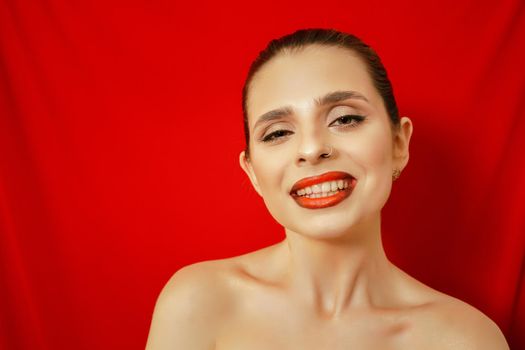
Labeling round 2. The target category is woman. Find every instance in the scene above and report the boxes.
[145,28,509,349]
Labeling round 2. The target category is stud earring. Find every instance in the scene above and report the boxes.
[392,168,401,181]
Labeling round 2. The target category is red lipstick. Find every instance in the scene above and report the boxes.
[290,171,357,209]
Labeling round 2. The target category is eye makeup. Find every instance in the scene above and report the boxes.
[259,113,367,144]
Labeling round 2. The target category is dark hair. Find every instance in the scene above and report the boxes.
[241,28,401,161]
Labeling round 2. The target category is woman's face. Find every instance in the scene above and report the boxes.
[240,45,412,240]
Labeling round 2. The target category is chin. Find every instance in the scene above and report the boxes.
[270,194,384,239]
[285,213,369,241]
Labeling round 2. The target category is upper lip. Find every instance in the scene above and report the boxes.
[290,171,355,194]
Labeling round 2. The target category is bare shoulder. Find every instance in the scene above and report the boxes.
[391,265,509,349]
[419,293,510,350]
[145,259,236,350]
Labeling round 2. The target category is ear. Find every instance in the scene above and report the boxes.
[392,116,413,171]
[239,150,262,197]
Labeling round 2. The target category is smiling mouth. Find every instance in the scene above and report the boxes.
[289,171,357,209]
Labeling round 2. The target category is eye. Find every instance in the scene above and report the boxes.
[330,114,366,128]
[261,129,293,143]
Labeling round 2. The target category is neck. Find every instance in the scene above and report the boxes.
[278,213,396,319]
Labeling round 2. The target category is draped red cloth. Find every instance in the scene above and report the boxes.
[1,1,524,348]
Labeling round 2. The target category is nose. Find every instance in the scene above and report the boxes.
[296,128,333,166]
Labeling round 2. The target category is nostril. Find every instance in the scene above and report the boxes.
[322,144,334,158]
[297,144,333,162]
[318,148,333,159]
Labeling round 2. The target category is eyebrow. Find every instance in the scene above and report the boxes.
[252,90,369,132]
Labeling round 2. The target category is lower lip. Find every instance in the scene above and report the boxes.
[291,179,356,209]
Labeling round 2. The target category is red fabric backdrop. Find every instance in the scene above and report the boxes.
[1,0,524,349]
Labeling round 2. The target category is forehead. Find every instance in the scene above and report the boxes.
[247,45,381,123]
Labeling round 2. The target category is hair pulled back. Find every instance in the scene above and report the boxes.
[242,28,400,161]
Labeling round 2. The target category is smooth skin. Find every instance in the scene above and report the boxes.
[145,45,510,349]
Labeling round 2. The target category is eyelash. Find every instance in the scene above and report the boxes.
[260,114,366,143]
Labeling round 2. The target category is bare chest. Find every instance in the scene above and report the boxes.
[214,307,429,350]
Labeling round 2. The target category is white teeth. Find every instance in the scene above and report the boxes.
[304,190,339,198]
[295,179,351,197]
[321,182,331,192]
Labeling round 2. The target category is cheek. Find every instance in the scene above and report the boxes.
[350,127,394,212]
[250,149,292,226]
[251,149,287,194]
[351,126,393,172]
